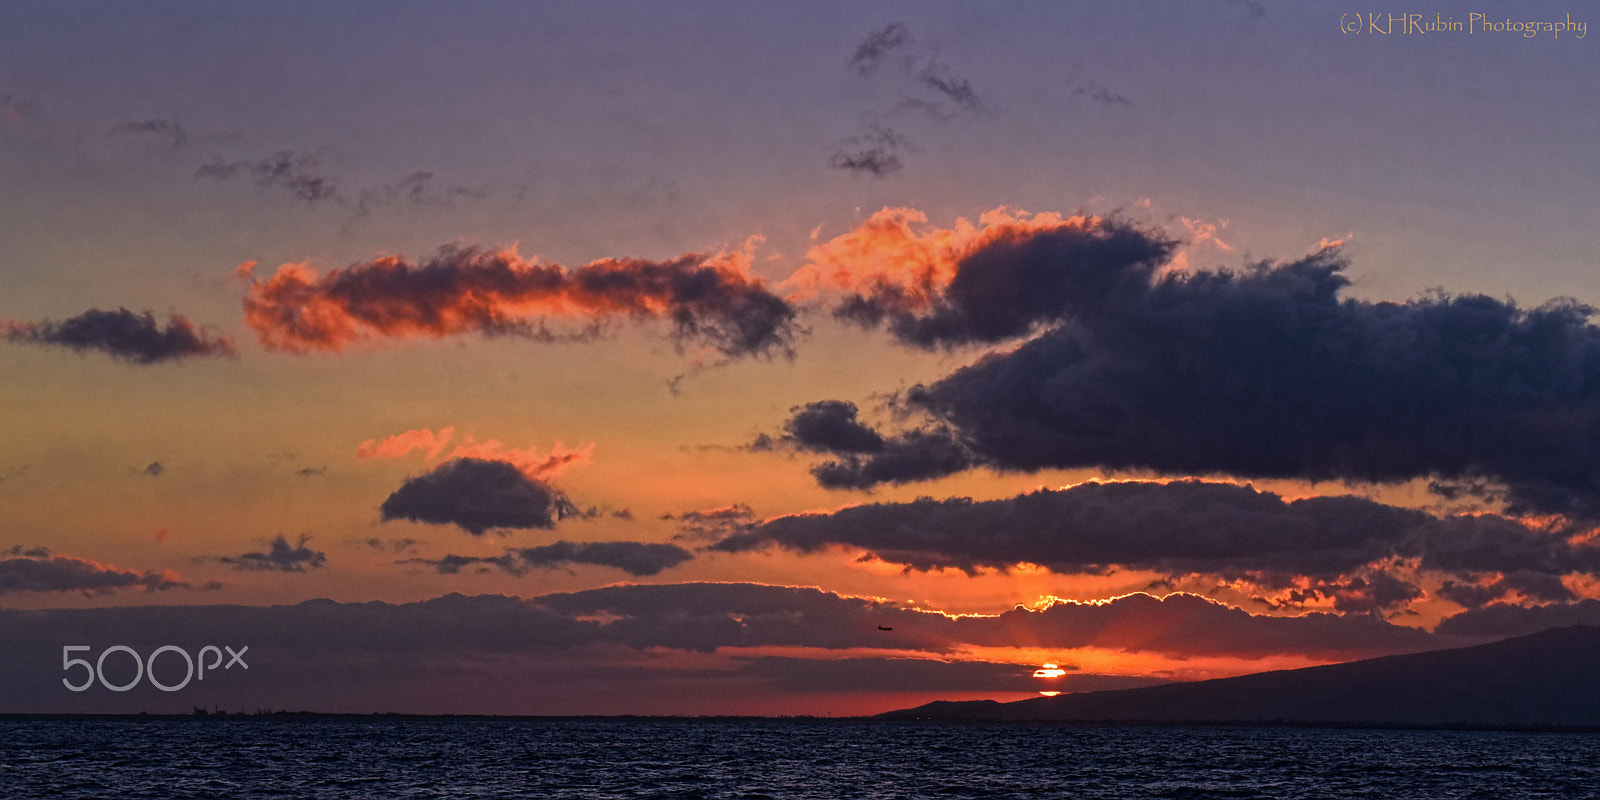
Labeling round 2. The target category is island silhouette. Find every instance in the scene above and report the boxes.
[880,625,1600,728]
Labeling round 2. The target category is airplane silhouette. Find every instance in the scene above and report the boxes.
[877,625,893,631]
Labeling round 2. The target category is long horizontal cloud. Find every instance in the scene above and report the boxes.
[712,481,1600,613]
[0,553,185,595]
[0,583,1472,714]
[785,218,1600,515]
[3,307,236,364]
[380,457,578,535]
[406,540,693,577]
[241,243,798,358]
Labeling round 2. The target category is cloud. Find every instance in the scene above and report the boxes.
[358,427,457,460]
[197,150,337,202]
[0,583,1471,714]
[198,152,486,228]
[713,480,1600,616]
[780,400,887,454]
[0,553,184,595]
[443,440,592,481]
[667,504,758,543]
[828,124,909,178]
[1072,80,1130,107]
[409,541,693,577]
[714,481,1426,576]
[916,60,985,115]
[809,427,974,490]
[351,171,485,217]
[107,118,188,148]
[216,535,327,572]
[515,541,693,576]
[3,307,237,364]
[788,207,1176,348]
[783,218,1600,516]
[380,458,578,535]
[847,23,913,76]
[828,148,901,177]
[240,243,799,358]
[1436,599,1600,638]
[352,537,420,554]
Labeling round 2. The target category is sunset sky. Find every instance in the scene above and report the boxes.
[4,1,1600,716]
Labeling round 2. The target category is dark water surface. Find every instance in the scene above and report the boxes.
[2,718,1597,799]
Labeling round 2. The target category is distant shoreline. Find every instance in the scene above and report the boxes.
[3,712,1599,734]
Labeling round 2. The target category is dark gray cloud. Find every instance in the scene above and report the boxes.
[3,307,237,364]
[769,400,973,489]
[380,458,578,535]
[1269,571,1425,616]
[1436,599,1600,638]
[782,400,886,453]
[833,218,1177,349]
[216,535,327,572]
[0,554,184,595]
[712,481,1600,615]
[916,60,984,115]
[198,151,487,227]
[847,23,912,76]
[828,148,902,177]
[1073,80,1130,107]
[107,118,188,148]
[667,504,758,543]
[409,541,693,577]
[714,481,1428,577]
[516,541,692,576]
[829,124,909,178]
[810,427,974,490]
[791,239,1600,517]
[197,149,337,202]
[353,537,419,554]
[0,583,1470,714]
[402,552,519,575]
[1436,570,1576,609]
[349,171,485,218]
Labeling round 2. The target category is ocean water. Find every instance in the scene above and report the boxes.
[1,718,1597,799]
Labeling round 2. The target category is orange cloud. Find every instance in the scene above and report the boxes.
[355,426,591,481]
[241,243,798,357]
[785,206,1106,307]
[357,427,456,460]
[444,439,593,480]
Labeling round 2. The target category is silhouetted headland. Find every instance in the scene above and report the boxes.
[879,625,1600,729]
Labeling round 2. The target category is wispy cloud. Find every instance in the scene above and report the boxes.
[214,535,327,572]
[107,118,189,148]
